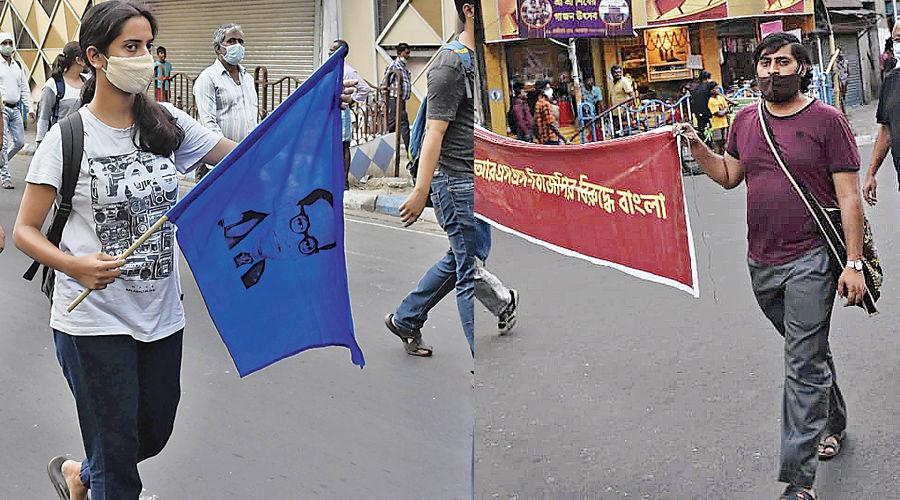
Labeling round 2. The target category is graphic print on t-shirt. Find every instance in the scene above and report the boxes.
[89,150,178,289]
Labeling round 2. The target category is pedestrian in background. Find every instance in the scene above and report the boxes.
[690,70,714,138]
[707,85,730,154]
[509,84,533,142]
[880,38,895,78]
[193,22,259,180]
[381,42,412,155]
[14,2,237,498]
[609,65,634,107]
[863,18,900,205]
[835,53,848,114]
[0,31,35,189]
[534,84,565,144]
[154,46,171,102]
[36,41,86,144]
[330,39,371,190]
[582,76,603,114]
[677,32,864,500]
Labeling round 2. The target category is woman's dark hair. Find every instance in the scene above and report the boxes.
[753,32,813,93]
[886,39,893,53]
[455,0,470,23]
[49,41,82,81]
[80,0,184,157]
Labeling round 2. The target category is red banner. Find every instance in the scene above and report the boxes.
[475,126,698,297]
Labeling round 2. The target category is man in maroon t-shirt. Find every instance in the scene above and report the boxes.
[675,33,867,500]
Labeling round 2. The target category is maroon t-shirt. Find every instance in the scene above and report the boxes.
[725,99,860,266]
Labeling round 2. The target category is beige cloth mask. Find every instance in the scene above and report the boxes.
[102,53,155,94]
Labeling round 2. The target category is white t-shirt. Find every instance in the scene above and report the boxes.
[26,103,222,341]
[45,77,82,117]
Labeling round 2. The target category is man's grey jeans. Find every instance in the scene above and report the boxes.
[748,245,847,488]
[1,105,25,181]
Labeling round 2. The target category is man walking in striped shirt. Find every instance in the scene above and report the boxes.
[381,43,412,155]
[193,22,259,179]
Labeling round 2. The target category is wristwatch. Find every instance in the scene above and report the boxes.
[846,259,864,271]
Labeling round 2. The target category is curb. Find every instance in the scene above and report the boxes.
[344,191,437,224]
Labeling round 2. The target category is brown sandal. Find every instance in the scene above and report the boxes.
[817,431,845,461]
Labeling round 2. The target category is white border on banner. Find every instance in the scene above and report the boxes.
[475,125,700,298]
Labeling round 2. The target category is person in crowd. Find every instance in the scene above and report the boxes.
[0,32,35,189]
[582,76,603,114]
[863,21,900,205]
[154,46,171,102]
[36,41,86,144]
[534,84,566,145]
[609,65,634,107]
[707,85,730,154]
[690,70,715,137]
[835,53,848,114]
[13,3,358,499]
[880,38,896,78]
[381,42,412,156]
[330,39,371,190]
[676,32,864,500]
[193,22,259,180]
[509,85,534,142]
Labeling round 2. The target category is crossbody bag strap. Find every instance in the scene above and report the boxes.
[22,112,83,281]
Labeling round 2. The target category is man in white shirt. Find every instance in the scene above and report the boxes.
[329,39,371,189]
[0,32,34,189]
[193,23,259,179]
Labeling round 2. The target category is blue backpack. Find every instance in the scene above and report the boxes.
[407,40,473,171]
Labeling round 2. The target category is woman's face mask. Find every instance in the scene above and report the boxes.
[102,53,154,94]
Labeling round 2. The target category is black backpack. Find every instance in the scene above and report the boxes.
[23,112,84,301]
[51,74,87,125]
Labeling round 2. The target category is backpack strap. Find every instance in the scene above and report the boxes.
[52,76,65,124]
[442,40,473,99]
[23,112,84,281]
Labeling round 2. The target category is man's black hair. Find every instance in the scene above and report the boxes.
[455,0,471,23]
[157,46,166,54]
[332,39,349,56]
[754,32,813,92]
[396,43,410,56]
[610,64,622,74]
[699,70,710,80]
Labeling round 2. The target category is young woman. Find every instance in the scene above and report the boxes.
[36,41,87,143]
[14,2,355,499]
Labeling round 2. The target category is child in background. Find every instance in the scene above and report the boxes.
[154,46,171,102]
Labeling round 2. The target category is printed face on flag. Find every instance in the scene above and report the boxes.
[167,46,364,376]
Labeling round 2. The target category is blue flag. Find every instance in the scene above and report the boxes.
[167,46,364,376]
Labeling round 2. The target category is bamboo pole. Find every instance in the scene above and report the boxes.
[67,215,170,313]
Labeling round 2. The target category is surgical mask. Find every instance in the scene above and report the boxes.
[399,56,407,63]
[222,43,244,65]
[893,41,900,57]
[757,72,802,103]
[102,53,154,94]
[0,45,14,56]
[543,88,553,98]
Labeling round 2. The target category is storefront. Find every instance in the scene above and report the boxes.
[483,0,815,136]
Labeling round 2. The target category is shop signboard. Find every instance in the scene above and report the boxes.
[646,0,727,25]
[509,0,634,38]
[763,0,805,14]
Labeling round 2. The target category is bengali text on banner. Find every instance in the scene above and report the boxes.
[475,126,698,297]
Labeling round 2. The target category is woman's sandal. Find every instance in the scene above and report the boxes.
[780,485,816,500]
[817,430,845,461]
[384,314,433,357]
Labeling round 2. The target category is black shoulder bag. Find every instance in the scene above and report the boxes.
[23,112,84,301]
[757,102,882,316]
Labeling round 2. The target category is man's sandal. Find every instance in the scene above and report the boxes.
[818,431,845,461]
[384,314,432,357]
[780,485,816,500]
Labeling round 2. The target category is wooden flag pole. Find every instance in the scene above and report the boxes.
[67,215,170,313]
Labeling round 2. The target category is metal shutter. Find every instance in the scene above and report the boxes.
[144,0,319,81]
[836,34,862,107]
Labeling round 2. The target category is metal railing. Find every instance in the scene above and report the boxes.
[570,94,692,143]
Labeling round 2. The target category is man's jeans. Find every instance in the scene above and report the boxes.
[475,217,511,316]
[54,329,183,500]
[748,245,847,488]
[394,173,475,354]
[1,105,25,181]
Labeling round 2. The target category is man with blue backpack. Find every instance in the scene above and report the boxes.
[385,0,518,358]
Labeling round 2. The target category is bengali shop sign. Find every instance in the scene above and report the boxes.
[516,0,633,38]
[475,126,698,297]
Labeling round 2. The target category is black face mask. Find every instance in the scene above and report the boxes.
[757,72,802,103]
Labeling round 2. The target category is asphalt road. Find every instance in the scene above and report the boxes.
[474,142,900,500]
[0,154,473,500]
